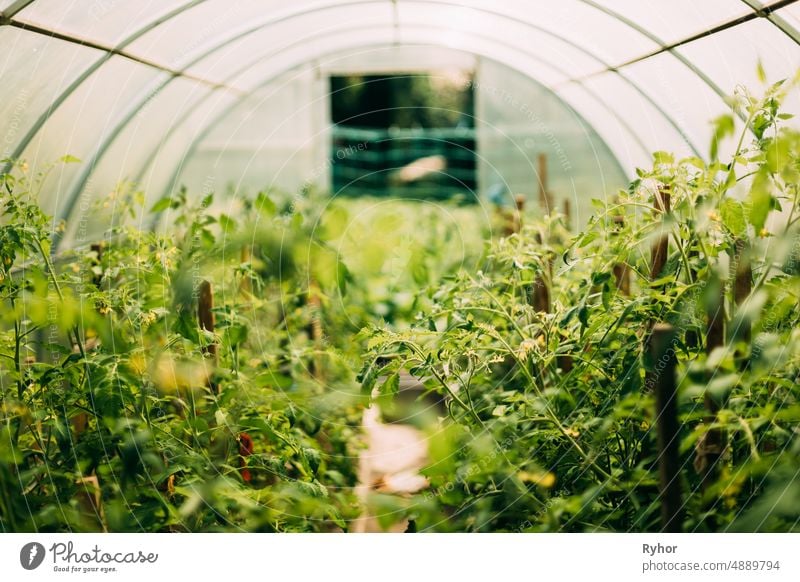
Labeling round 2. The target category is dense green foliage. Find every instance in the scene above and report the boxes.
[1,80,799,533]
[362,80,800,532]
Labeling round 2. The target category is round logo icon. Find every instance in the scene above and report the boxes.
[20,542,46,570]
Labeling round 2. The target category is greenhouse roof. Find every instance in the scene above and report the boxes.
[2,0,799,241]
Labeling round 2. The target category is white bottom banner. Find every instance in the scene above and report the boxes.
[1,533,797,581]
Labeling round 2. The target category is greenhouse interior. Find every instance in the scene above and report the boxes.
[1,0,799,534]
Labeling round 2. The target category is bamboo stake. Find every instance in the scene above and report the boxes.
[696,284,725,496]
[538,153,553,214]
[651,186,671,280]
[732,238,752,344]
[650,323,683,532]
[75,475,107,532]
[612,215,630,295]
[307,279,324,380]
[503,195,526,236]
[198,280,219,392]
[240,244,253,295]
[644,187,671,393]
[531,233,551,313]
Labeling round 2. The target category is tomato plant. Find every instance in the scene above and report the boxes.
[361,80,800,532]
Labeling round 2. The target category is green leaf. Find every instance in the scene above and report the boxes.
[150,197,172,213]
[719,198,746,236]
[709,114,734,160]
[747,170,772,232]
[59,154,81,164]
[756,60,767,84]
[652,151,674,165]
[255,192,276,217]
[218,213,237,234]
[320,205,349,240]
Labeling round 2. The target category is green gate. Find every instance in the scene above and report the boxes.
[330,126,477,202]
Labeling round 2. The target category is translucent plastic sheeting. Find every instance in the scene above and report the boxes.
[677,17,800,117]
[474,58,627,225]
[0,26,99,160]
[58,79,218,247]
[173,24,664,198]
[395,3,600,81]
[436,0,659,66]
[13,0,190,47]
[139,89,239,208]
[622,52,732,160]
[319,45,476,75]
[1,0,799,237]
[577,72,696,160]
[173,68,321,204]
[124,0,341,69]
[777,3,800,32]
[186,3,394,85]
[554,82,653,173]
[0,0,28,14]
[596,0,750,45]
[17,57,165,225]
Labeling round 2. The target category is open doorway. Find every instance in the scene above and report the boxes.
[329,72,477,201]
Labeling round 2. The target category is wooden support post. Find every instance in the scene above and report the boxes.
[240,244,253,295]
[75,475,106,532]
[503,195,525,236]
[90,242,104,288]
[537,153,553,214]
[649,323,683,532]
[307,280,324,380]
[732,238,752,345]
[644,188,671,393]
[528,233,571,371]
[612,215,630,295]
[562,198,571,228]
[696,285,725,495]
[198,280,218,392]
[650,186,671,280]
[531,233,551,314]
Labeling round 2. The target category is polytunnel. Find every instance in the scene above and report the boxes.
[1,0,800,245]
[2,0,800,541]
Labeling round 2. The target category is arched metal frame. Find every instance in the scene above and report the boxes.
[1,0,798,247]
[132,23,655,204]
[51,0,724,231]
[147,38,637,233]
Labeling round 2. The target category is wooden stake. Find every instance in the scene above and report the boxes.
[537,153,553,214]
[90,242,104,288]
[612,215,630,295]
[307,280,324,380]
[562,198,571,228]
[75,475,106,532]
[531,233,551,313]
[732,238,752,345]
[696,285,725,495]
[240,244,253,295]
[649,324,683,532]
[198,280,218,392]
[650,186,671,280]
[503,195,526,236]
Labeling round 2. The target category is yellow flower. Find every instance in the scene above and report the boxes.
[152,354,208,394]
[518,338,537,361]
[518,470,556,488]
